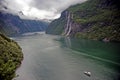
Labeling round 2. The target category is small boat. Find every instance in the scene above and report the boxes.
[84,71,91,77]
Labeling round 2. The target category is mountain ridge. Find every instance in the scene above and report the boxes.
[0,12,48,36]
[46,0,120,42]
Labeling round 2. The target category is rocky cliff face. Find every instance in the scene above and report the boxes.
[63,11,83,37]
[46,0,120,42]
[0,12,48,36]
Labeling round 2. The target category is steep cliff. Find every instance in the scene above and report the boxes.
[46,11,66,35]
[0,12,48,36]
[0,33,23,80]
[46,0,120,42]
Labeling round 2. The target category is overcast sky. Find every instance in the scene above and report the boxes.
[0,0,87,20]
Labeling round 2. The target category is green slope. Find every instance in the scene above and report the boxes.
[0,33,23,80]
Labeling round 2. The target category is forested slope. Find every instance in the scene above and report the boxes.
[0,33,23,80]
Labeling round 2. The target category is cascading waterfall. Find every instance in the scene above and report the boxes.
[66,22,72,36]
[64,12,71,36]
[64,11,73,36]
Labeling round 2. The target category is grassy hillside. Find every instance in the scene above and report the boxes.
[0,33,23,80]
[46,0,120,42]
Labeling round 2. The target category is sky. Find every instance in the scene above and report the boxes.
[0,0,87,20]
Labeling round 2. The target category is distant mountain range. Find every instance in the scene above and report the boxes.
[46,0,120,42]
[0,12,48,36]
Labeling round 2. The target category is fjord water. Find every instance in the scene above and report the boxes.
[14,33,120,80]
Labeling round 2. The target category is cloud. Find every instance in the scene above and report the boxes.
[0,0,87,20]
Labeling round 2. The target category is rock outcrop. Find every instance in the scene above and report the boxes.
[63,11,81,36]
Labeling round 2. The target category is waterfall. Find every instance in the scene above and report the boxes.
[64,12,72,36]
[64,12,71,35]
[66,22,72,36]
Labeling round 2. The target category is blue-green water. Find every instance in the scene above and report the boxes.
[14,33,120,80]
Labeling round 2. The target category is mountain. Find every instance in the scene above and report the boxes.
[46,0,120,42]
[0,12,48,36]
[0,33,23,80]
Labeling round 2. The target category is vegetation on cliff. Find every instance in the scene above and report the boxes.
[0,33,23,80]
[46,0,120,42]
